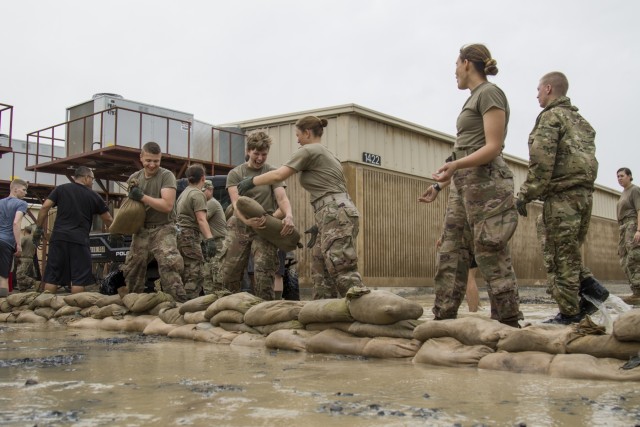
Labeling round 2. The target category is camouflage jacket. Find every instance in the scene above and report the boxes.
[519,96,598,202]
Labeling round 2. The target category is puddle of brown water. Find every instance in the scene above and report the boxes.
[1,287,639,426]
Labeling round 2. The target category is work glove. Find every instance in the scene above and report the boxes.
[203,238,217,258]
[109,234,125,248]
[32,226,44,246]
[237,177,255,195]
[304,224,319,248]
[128,186,144,201]
[515,198,528,217]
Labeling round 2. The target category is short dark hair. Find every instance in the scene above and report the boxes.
[142,141,162,155]
[74,166,93,178]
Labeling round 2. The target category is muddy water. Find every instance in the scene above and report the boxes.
[1,287,640,426]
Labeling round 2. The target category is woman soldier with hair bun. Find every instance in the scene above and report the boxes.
[616,167,640,304]
[237,116,365,299]
[419,43,522,327]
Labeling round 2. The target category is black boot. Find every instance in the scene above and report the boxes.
[579,277,610,315]
[543,312,584,325]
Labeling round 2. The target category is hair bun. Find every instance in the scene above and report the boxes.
[320,118,328,127]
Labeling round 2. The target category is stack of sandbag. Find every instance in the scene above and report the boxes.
[1,292,46,323]
[301,289,424,358]
[205,292,263,333]
[235,196,302,251]
[412,317,509,367]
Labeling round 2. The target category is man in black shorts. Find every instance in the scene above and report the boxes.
[34,166,113,294]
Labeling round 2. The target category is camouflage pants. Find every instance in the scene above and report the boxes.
[538,212,594,297]
[202,237,225,294]
[219,216,278,300]
[543,188,593,316]
[16,257,39,291]
[618,218,640,295]
[433,158,522,324]
[177,227,204,300]
[122,224,186,302]
[311,200,363,299]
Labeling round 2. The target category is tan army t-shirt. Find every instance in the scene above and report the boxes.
[617,184,640,222]
[206,197,227,239]
[176,186,207,231]
[226,163,284,214]
[285,143,348,203]
[128,167,177,226]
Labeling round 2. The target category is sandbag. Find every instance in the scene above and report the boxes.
[496,324,573,354]
[7,292,39,307]
[235,196,302,251]
[254,320,304,335]
[168,324,198,340]
[123,292,174,313]
[244,300,305,326]
[92,304,129,319]
[54,305,82,318]
[265,329,318,352]
[219,322,261,334]
[0,312,17,322]
[193,327,240,344]
[305,322,353,333]
[100,315,155,332]
[206,292,263,317]
[0,299,11,313]
[179,294,219,314]
[412,337,494,367]
[80,306,100,317]
[109,197,145,235]
[297,298,353,324]
[183,311,208,324]
[231,332,267,348]
[148,301,176,316]
[29,292,56,309]
[67,317,104,329]
[64,292,104,308]
[362,337,422,359]
[565,334,640,360]
[347,290,423,325]
[413,317,510,349]
[349,320,422,339]
[306,329,371,356]
[16,310,47,323]
[143,318,178,336]
[158,307,185,325]
[549,354,640,381]
[478,351,555,375]
[612,309,640,342]
[210,310,244,325]
[33,307,56,320]
[49,296,68,311]
[95,294,124,308]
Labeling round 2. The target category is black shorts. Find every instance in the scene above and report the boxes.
[0,240,15,278]
[43,240,94,286]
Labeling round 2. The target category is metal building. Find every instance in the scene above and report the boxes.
[225,103,624,289]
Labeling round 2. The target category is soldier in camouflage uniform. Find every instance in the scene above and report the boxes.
[175,164,217,300]
[202,180,227,294]
[420,44,522,327]
[16,227,40,291]
[237,116,365,299]
[516,71,608,324]
[121,142,187,302]
[220,131,295,301]
[615,167,640,304]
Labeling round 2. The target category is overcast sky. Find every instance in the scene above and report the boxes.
[2,0,637,190]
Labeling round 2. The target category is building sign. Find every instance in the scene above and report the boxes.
[362,152,381,166]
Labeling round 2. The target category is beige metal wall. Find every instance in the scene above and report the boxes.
[233,104,624,290]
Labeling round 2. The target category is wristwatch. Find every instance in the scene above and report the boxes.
[432,183,441,192]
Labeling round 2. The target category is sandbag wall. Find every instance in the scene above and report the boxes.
[2,290,640,382]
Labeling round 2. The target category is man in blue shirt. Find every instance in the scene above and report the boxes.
[0,179,29,296]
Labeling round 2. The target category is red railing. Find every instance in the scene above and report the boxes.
[0,103,14,149]
[25,106,246,177]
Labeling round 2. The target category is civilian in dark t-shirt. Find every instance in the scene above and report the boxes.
[35,166,113,294]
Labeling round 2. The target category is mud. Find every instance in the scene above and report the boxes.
[1,284,640,426]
